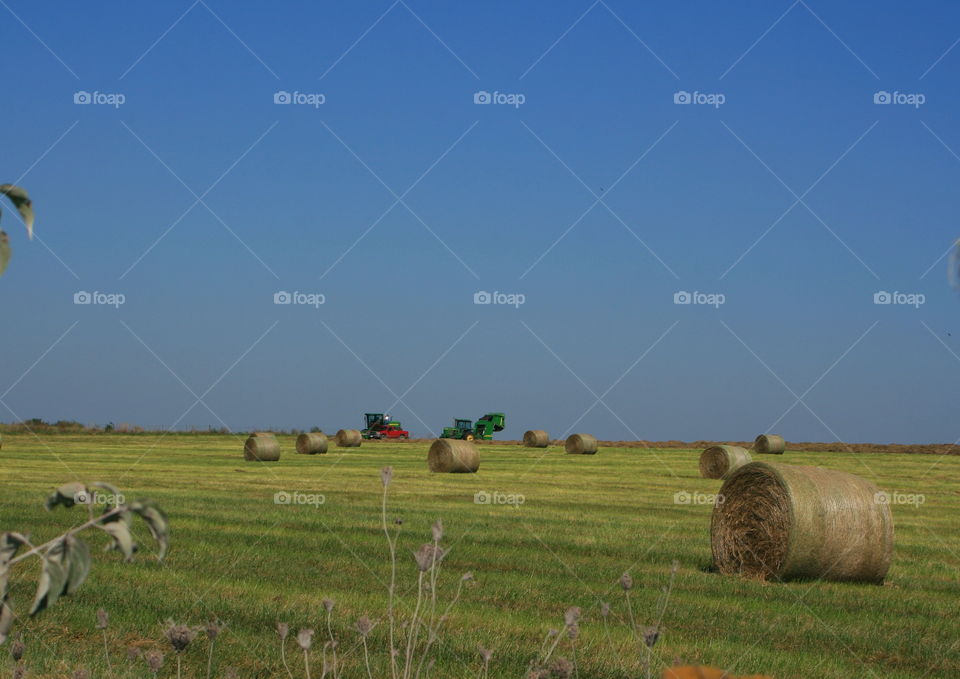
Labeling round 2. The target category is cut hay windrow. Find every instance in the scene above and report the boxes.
[565,433,598,455]
[699,445,752,479]
[428,439,479,473]
[296,432,328,455]
[335,429,362,447]
[243,432,280,461]
[754,434,786,454]
[711,461,894,583]
[523,429,549,448]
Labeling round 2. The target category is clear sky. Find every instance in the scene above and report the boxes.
[2,0,960,443]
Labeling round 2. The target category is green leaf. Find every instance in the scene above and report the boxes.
[0,533,22,644]
[101,520,135,562]
[45,482,89,511]
[131,501,169,561]
[0,184,34,239]
[62,535,91,595]
[29,544,68,616]
[0,231,9,277]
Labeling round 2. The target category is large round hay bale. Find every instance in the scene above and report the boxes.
[244,432,280,461]
[711,462,894,583]
[296,432,328,455]
[565,433,598,455]
[754,434,786,454]
[335,429,362,447]
[428,439,479,473]
[699,445,752,479]
[523,429,549,448]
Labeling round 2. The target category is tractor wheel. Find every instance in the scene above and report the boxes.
[464,433,475,441]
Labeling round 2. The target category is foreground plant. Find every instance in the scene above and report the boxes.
[0,482,169,644]
[0,184,34,277]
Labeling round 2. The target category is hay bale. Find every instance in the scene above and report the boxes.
[711,462,894,583]
[296,432,328,455]
[754,434,786,454]
[335,429,362,447]
[428,439,479,473]
[699,445,752,479]
[523,429,549,448]
[244,432,280,461]
[565,433,598,455]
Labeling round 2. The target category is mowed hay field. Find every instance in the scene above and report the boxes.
[0,434,958,678]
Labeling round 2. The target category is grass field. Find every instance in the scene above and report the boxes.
[1,434,958,678]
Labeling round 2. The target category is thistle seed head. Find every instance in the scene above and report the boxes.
[145,650,164,674]
[600,601,611,618]
[95,608,109,630]
[296,628,314,651]
[564,607,581,626]
[277,622,289,640]
[381,466,393,487]
[431,519,443,542]
[414,543,446,571]
[478,645,493,664]
[10,636,24,662]
[619,572,633,591]
[322,598,335,613]
[163,621,197,653]
[643,626,660,649]
[356,616,373,638]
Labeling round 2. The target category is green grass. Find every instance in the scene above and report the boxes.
[0,434,958,678]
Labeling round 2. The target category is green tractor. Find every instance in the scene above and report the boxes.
[440,412,505,441]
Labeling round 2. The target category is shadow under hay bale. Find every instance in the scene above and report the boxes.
[523,429,550,448]
[753,433,786,454]
[296,432,328,455]
[711,461,894,583]
[565,433,598,455]
[244,432,280,461]
[335,429,362,447]
[428,439,479,473]
[699,445,752,479]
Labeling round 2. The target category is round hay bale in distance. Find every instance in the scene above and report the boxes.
[699,445,752,479]
[565,433,598,455]
[428,439,479,473]
[244,432,280,461]
[523,429,550,448]
[296,432,328,455]
[335,429,362,447]
[754,434,786,454]
[711,461,894,583]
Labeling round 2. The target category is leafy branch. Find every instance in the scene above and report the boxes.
[0,482,169,644]
[0,184,34,277]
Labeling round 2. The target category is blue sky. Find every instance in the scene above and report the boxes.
[2,0,960,443]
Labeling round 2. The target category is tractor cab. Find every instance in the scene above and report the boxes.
[441,418,475,440]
